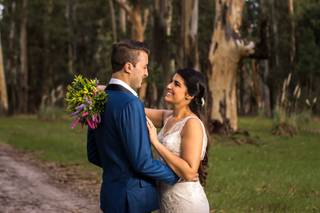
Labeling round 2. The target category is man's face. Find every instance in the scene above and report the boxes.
[130,51,149,90]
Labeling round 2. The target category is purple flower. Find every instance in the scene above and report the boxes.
[76,104,86,111]
[85,97,93,105]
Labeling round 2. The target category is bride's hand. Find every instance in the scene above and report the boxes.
[146,116,158,144]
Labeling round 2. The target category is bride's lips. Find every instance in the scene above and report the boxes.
[165,91,173,97]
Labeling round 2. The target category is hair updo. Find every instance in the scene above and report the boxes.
[176,68,209,186]
[176,68,206,117]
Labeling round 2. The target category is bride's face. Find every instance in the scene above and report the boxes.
[164,74,191,105]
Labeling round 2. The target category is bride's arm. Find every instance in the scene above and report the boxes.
[145,108,172,128]
[146,117,203,181]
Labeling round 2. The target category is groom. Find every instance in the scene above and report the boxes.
[87,40,179,213]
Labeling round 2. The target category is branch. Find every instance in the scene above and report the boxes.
[235,39,255,57]
[142,8,149,31]
[114,0,132,15]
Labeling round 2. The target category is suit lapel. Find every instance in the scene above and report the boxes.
[106,84,131,94]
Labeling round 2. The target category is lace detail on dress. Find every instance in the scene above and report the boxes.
[157,115,210,213]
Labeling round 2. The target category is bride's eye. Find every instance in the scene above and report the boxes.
[174,80,181,87]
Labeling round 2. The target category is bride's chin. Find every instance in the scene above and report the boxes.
[164,97,172,104]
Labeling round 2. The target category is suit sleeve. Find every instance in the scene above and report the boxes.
[118,99,179,185]
[87,127,102,167]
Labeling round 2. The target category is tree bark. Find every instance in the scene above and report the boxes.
[19,0,29,113]
[66,0,76,75]
[263,0,293,113]
[288,0,295,64]
[115,0,149,100]
[178,0,199,70]
[207,0,254,132]
[119,0,127,34]
[153,0,174,107]
[6,0,18,114]
[0,32,8,114]
[108,0,117,42]
[41,0,54,103]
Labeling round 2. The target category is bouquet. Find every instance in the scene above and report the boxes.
[65,75,107,129]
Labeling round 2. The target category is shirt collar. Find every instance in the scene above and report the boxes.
[108,78,138,97]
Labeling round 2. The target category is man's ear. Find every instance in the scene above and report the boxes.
[123,62,134,74]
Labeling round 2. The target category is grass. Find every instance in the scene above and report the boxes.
[207,117,320,212]
[0,115,87,164]
[0,115,320,212]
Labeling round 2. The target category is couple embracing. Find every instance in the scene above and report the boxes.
[87,40,210,213]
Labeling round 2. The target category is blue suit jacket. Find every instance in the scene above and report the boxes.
[87,84,179,213]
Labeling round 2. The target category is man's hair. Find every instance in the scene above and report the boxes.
[111,40,150,73]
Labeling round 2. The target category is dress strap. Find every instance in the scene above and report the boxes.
[163,114,172,127]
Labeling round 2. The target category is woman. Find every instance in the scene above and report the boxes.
[145,68,210,213]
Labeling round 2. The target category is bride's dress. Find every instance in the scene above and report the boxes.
[157,115,210,213]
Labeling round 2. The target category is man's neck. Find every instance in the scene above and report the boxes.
[110,73,138,97]
[111,72,130,86]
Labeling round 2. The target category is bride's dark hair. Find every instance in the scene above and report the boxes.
[176,68,210,186]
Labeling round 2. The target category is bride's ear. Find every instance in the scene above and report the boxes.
[185,94,194,100]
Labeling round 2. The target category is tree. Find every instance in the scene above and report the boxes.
[178,0,199,70]
[4,0,18,114]
[108,0,117,42]
[0,32,8,114]
[19,0,28,113]
[115,0,150,100]
[151,0,174,107]
[207,0,254,132]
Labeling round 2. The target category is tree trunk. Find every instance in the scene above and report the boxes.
[119,0,127,34]
[153,0,174,107]
[263,0,293,113]
[0,32,8,114]
[40,0,54,105]
[6,0,18,114]
[19,0,29,113]
[207,0,254,133]
[108,0,117,42]
[66,0,76,75]
[288,0,295,64]
[115,0,149,100]
[179,0,199,70]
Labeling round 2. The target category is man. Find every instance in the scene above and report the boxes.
[87,40,179,213]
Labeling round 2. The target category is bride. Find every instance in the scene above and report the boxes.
[145,68,210,213]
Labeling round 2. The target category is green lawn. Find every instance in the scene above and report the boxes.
[207,117,320,212]
[0,116,319,212]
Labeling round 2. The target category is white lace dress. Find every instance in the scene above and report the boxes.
[157,115,210,213]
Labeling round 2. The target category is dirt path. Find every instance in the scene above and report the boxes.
[0,143,101,213]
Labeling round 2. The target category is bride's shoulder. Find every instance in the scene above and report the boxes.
[181,116,203,134]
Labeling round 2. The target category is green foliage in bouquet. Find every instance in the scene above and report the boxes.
[65,75,107,129]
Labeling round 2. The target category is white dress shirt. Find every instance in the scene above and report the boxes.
[108,78,138,97]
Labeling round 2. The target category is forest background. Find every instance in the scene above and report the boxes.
[0,0,319,133]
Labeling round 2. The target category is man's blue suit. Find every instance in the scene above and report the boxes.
[87,84,179,213]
